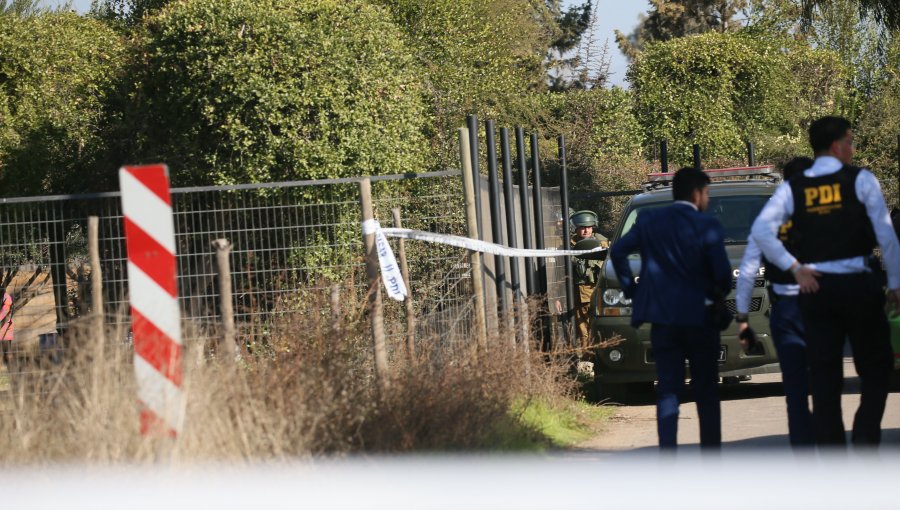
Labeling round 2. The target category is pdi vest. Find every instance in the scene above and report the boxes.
[789,165,875,263]
[763,218,797,285]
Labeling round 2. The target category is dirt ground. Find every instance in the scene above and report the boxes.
[579,358,900,451]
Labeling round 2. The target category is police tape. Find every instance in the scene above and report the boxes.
[362,219,606,301]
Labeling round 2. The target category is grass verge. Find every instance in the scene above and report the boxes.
[0,287,614,462]
[515,398,613,449]
[485,397,613,452]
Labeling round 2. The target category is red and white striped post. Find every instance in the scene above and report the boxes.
[119,164,184,437]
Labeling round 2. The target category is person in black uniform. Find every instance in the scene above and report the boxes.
[751,116,900,447]
[735,157,814,447]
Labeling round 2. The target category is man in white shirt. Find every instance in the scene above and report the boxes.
[750,116,900,447]
[735,157,814,447]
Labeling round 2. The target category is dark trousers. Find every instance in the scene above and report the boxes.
[798,273,893,447]
[769,295,814,447]
[650,322,721,449]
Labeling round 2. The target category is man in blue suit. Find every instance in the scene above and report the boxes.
[610,167,732,449]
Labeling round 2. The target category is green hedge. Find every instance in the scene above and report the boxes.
[629,31,847,167]
[0,13,126,195]
[138,0,429,186]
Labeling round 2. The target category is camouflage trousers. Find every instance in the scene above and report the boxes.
[575,284,595,349]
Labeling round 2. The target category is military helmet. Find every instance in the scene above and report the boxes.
[570,210,598,228]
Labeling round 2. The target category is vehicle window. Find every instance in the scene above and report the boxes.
[618,195,769,244]
[619,203,666,238]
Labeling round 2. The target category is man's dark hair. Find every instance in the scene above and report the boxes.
[672,167,710,202]
[809,116,851,154]
[782,156,814,181]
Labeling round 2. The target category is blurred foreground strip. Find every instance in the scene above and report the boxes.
[4,452,900,509]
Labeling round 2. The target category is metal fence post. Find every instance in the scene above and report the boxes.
[500,127,525,349]
[212,238,239,363]
[693,144,702,170]
[485,121,508,321]
[88,216,104,345]
[515,127,536,297]
[530,133,549,351]
[558,136,575,346]
[466,115,484,242]
[330,284,342,341]
[661,140,669,173]
[747,141,756,167]
[359,177,391,391]
[391,208,416,365]
[48,206,69,338]
[459,128,488,351]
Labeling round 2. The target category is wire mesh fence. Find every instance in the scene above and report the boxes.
[0,171,477,391]
[0,166,638,398]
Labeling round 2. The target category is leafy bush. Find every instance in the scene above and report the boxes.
[540,87,645,192]
[136,0,429,186]
[0,12,127,195]
[376,0,548,169]
[628,31,846,166]
[0,285,572,460]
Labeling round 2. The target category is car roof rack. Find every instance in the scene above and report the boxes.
[641,165,780,191]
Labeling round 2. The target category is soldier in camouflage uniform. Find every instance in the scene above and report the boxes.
[570,210,608,348]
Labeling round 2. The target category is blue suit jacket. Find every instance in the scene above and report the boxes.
[610,202,732,328]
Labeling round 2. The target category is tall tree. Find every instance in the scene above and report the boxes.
[90,0,169,25]
[745,0,891,116]
[855,33,900,204]
[802,0,900,30]
[616,0,748,60]
[0,0,44,16]
[544,0,595,90]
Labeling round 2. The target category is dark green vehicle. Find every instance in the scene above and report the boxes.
[590,167,783,398]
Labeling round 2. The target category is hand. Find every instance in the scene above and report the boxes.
[738,322,757,354]
[793,264,821,293]
[888,288,900,317]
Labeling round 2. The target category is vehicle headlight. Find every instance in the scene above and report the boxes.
[602,289,632,306]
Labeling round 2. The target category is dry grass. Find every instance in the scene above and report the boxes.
[0,286,578,464]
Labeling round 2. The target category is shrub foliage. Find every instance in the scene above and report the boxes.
[134,0,429,186]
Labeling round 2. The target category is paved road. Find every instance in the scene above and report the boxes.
[580,358,900,451]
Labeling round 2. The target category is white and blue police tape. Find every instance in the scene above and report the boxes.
[362,219,606,302]
[362,220,409,302]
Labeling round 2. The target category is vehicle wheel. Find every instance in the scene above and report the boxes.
[598,381,654,404]
[721,376,742,385]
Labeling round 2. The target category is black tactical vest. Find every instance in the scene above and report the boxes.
[789,165,876,263]
[763,218,796,285]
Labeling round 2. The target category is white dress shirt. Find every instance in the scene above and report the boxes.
[735,237,799,315]
[750,156,900,289]
[673,200,698,211]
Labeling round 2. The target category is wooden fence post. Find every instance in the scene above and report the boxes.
[391,208,416,365]
[212,239,239,363]
[88,216,104,345]
[360,178,390,392]
[330,284,342,340]
[459,128,488,351]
